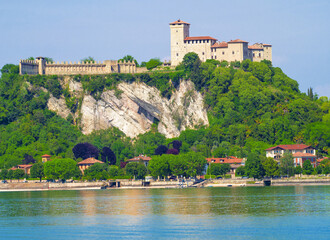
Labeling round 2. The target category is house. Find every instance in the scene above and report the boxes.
[41,154,51,163]
[265,144,315,159]
[77,158,104,174]
[10,164,33,175]
[292,153,317,168]
[317,157,329,166]
[205,156,245,176]
[126,155,152,167]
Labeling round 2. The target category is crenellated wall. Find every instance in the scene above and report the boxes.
[19,60,39,75]
[19,58,137,75]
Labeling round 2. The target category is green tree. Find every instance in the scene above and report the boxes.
[279,152,295,176]
[13,169,25,181]
[7,170,14,182]
[119,55,139,67]
[0,169,8,180]
[295,165,303,175]
[235,166,246,177]
[181,52,202,90]
[245,153,264,179]
[302,160,313,175]
[148,155,171,178]
[55,158,79,181]
[125,162,147,179]
[84,162,108,180]
[146,58,162,70]
[30,162,44,182]
[44,161,58,180]
[262,157,280,177]
[81,56,95,63]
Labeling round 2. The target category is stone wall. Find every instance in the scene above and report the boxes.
[19,58,137,75]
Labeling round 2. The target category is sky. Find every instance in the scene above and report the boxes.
[0,0,329,97]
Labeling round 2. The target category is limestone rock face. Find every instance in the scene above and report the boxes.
[79,80,208,138]
[47,95,71,119]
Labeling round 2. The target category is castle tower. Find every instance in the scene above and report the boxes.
[170,19,190,66]
[36,57,46,75]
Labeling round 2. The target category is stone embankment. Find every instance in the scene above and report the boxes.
[0,182,105,191]
[205,178,330,187]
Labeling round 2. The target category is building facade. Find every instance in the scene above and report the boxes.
[170,19,272,66]
[126,155,151,167]
[19,57,137,75]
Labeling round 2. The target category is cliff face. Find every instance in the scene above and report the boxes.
[47,79,208,138]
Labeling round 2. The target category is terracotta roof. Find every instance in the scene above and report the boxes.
[41,154,51,157]
[184,36,217,41]
[127,155,152,162]
[77,158,103,165]
[228,39,248,43]
[206,156,243,164]
[265,144,312,151]
[170,19,190,25]
[263,44,272,46]
[292,153,316,157]
[10,164,33,170]
[211,41,228,48]
[248,45,263,50]
[317,157,329,163]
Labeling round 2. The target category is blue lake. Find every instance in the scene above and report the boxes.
[0,186,329,239]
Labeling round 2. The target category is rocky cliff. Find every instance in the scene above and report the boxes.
[47,79,208,138]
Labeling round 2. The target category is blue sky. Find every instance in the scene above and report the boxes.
[1,0,329,97]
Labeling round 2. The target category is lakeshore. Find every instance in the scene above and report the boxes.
[1,177,330,192]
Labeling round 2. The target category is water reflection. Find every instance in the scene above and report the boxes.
[0,186,329,218]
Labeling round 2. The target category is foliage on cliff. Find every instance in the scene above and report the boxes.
[0,55,329,170]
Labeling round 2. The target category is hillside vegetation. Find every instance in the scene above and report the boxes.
[0,54,329,169]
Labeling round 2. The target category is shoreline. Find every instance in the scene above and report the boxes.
[1,178,330,192]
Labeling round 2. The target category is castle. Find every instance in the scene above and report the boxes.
[19,19,272,75]
[170,19,272,66]
[19,58,137,75]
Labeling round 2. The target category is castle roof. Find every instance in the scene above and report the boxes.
[248,45,264,50]
[41,154,51,157]
[263,44,272,47]
[184,36,217,41]
[170,19,190,25]
[265,144,312,151]
[77,158,104,165]
[211,41,228,48]
[228,39,249,43]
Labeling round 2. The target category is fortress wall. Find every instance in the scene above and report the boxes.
[44,61,111,75]
[19,60,39,75]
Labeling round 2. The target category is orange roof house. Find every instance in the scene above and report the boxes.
[127,155,152,167]
[265,144,315,159]
[41,154,51,163]
[10,164,33,175]
[77,158,104,174]
[205,156,245,176]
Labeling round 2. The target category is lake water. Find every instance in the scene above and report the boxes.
[0,186,329,239]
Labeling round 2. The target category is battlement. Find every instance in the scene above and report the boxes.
[19,58,137,75]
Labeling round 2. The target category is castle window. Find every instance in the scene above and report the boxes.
[207,40,209,43]
[232,51,234,54]
[176,42,178,45]
[253,53,255,57]
[214,49,216,52]
[176,53,179,57]
[215,56,217,59]
[176,30,178,32]
[203,40,205,43]
[222,51,225,55]
[211,56,213,59]
[259,53,261,57]
[202,52,204,55]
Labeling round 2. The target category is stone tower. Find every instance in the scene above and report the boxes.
[36,57,46,75]
[170,19,190,66]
